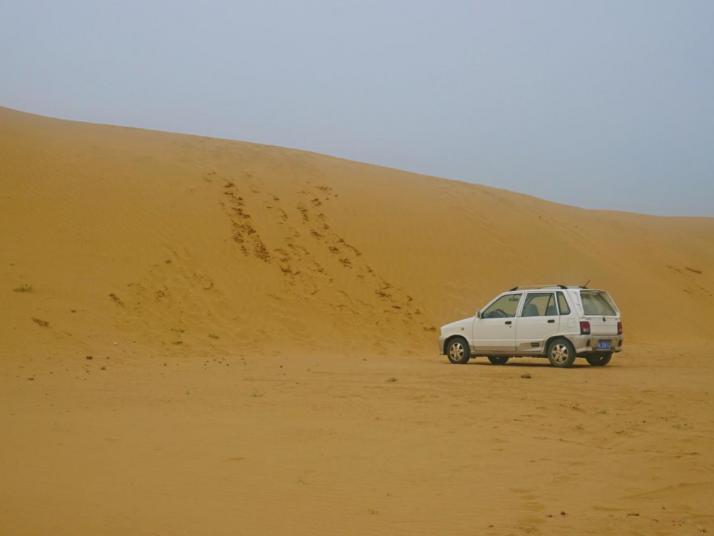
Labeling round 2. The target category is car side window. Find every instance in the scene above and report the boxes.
[557,292,571,315]
[482,293,522,318]
[520,293,556,317]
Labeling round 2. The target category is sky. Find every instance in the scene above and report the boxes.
[1,0,712,216]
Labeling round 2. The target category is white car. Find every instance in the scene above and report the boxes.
[439,285,623,367]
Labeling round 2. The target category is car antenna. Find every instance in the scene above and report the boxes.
[581,279,591,289]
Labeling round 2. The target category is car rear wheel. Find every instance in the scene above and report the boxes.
[547,338,576,368]
[488,356,509,365]
[586,353,612,366]
[446,337,471,364]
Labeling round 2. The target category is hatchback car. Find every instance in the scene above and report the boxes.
[439,285,623,367]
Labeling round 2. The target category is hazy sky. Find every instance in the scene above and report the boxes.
[2,0,712,216]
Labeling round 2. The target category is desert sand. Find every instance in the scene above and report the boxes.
[1,106,713,534]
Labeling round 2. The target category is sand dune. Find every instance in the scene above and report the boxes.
[2,107,714,535]
[1,106,713,359]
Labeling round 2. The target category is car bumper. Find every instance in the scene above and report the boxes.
[570,334,624,355]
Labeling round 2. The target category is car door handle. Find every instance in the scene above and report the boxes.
[505,320,512,325]
[547,319,555,324]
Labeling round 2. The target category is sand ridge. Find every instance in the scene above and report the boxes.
[1,106,712,359]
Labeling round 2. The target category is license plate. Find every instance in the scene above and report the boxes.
[597,340,611,350]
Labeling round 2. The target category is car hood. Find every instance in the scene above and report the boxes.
[440,317,474,335]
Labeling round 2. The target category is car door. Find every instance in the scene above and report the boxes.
[472,292,522,353]
[514,292,560,353]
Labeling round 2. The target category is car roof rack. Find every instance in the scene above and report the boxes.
[509,284,569,291]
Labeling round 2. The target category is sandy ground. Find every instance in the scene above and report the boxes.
[2,345,712,535]
[2,107,714,534]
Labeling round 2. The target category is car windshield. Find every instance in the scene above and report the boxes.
[580,290,617,316]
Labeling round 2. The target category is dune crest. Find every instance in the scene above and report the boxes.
[1,106,713,358]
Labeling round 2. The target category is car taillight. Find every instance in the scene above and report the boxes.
[580,321,591,335]
[617,321,623,335]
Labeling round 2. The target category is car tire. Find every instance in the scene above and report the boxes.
[446,337,471,364]
[547,338,576,368]
[586,353,612,366]
[488,356,509,365]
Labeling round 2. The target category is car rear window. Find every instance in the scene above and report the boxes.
[580,291,616,316]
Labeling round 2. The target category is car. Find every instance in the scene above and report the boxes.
[439,285,623,368]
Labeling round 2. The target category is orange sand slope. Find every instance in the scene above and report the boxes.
[3,107,714,536]
[1,106,713,357]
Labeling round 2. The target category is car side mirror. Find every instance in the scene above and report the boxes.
[476,310,482,318]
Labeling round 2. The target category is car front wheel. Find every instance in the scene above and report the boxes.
[586,353,612,366]
[446,338,471,364]
[547,338,576,368]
